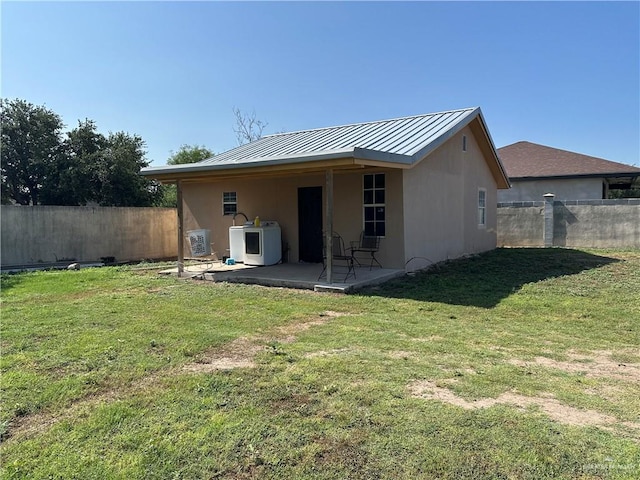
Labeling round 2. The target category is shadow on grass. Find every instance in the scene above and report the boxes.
[0,273,26,292]
[360,248,619,308]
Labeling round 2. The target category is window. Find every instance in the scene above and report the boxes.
[223,192,237,215]
[478,189,486,227]
[363,173,385,236]
[462,135,467,152]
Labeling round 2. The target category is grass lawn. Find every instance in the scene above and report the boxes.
[1,248,639,479]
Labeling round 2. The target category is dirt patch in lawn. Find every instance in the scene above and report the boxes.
[509,349,640,382]
[5,312,343,443]
[408,349,640,433]
[183,311,343,373]
[408,380,640,433]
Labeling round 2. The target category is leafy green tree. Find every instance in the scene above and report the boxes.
[40,119,106,205]
[2,98,162,207]
[167,144,213,165]
[95,131,160,206]
[157,144,214,207]
[1,98,64,205]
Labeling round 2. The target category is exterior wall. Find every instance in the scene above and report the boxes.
[402,126,498,271]
[498,178,604,202]
[180,170,405,268]
[497,199,640,248]
[0,206,177,266]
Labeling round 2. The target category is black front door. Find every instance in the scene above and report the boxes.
[298,186,323,263]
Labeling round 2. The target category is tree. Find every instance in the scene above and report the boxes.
[95,131,160,207]
[157,144,215,207]
[2,98,162,207]
[40,119,106,206]
[1,98,64,205]
[233,107,267,145]
[167,144,214,165]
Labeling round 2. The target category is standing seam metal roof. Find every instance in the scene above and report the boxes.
[141,107,507,180]
[199,107,478,166]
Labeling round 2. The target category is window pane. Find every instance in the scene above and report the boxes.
[374,174,385,188]
[364,174,373,189]
[364,222,375,236]
[364,206,374,221]
[363,190,374,205]
[374,190,385,204]
[375,206,385,221]
[376,222,386,237]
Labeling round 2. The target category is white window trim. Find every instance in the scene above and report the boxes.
[478,188,487,228]
[363,173,386,238]
[222,191,237,216]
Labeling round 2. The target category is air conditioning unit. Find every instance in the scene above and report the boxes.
[186,229,211,257]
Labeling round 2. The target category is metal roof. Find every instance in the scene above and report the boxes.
[141,107,506,184]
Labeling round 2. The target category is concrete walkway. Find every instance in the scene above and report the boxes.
[160,261,405,293]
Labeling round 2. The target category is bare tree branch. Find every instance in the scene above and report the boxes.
[233,107,267,145]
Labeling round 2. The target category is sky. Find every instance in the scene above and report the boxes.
[2,1,639,168]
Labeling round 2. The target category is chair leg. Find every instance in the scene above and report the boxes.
[369,253,382,270]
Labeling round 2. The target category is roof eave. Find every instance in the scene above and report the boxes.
[141,148,359,180]
[511,172,640,181]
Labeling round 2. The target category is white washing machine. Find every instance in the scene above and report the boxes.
[243,222,282,266]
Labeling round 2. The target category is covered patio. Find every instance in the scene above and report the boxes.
[160,261,405,293]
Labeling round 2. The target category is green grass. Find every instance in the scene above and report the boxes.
[1,248,639,479]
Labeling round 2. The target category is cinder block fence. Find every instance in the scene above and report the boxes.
[497,197,640,248]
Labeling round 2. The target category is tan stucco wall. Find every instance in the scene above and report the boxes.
[402,127,498,271]
[180,171,404,266]
[181,127,499,272]
[0,206,177,266]
[498,178,605,202]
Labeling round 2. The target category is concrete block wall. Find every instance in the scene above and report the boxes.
[497,198,640,248]
[1,206,177,266]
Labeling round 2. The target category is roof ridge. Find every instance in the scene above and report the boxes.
[263,107,479,139]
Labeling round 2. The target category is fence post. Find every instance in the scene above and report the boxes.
[543,193,555,247]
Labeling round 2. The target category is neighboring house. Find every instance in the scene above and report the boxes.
[142,107,509,272]
[497,141,640,202]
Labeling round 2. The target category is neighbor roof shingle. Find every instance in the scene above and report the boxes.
[498,141,640,179]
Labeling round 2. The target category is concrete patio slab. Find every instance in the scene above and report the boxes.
[160,261,405,293]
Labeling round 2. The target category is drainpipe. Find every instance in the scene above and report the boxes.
[176,180,184,277]
[325,169,333,284]
[543,193,554,248]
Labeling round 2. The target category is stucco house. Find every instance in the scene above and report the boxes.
[497,141,640,202]
[142,107,509,274]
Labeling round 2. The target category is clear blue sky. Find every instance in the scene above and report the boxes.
[2,1,639,167]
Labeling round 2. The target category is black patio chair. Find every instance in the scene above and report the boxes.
[318,232,356,282]
[350,231,382,269]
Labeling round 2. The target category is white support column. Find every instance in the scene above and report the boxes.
[176,180,184,277]
[325,169,334,284]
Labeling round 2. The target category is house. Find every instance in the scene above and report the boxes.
[141,107,509,275]
[497,141,640,202]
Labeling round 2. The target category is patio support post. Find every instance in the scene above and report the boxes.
[176,180,184,277]
[325,168,334,284]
